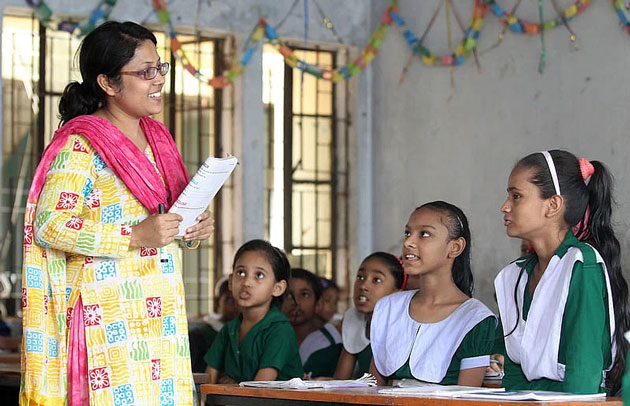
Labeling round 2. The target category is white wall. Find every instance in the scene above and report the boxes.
[368,0,630,308]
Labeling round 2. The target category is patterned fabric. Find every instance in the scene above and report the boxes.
[21,133,193,406]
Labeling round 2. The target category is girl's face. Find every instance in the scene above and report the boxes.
[402,207,458,276]
[281,278,317,326]
[353,258,398,314]
[501,167,551,240]
[316,287,339,323]
[231,251,286,311]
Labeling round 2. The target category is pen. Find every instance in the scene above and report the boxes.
[158,203,169,264]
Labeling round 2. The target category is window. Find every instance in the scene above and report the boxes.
[263,44,350,281]
[0,13,235,317]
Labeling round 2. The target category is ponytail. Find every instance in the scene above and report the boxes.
[585,161,629,394]
[58,81,103,125]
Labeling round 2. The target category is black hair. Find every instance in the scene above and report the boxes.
[217,278,230,297]
[58,21,157,125]
[232,239,291,307]
[512,150,629,393]
[416,201,473,297]
[290,268,322,301]
[362,252,406,289]
[318,277,339,293]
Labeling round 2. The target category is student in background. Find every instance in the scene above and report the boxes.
[370,201,496,386]
[205,240,303,383]
[334,252,406,379]
[206,276,239,331]
[495,150,630,394]
[314,277,340,329]
[189,277,238,373]
[282,268,342,378]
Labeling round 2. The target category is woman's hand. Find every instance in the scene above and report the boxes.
[184,210,214,242]
[130,212,182,248]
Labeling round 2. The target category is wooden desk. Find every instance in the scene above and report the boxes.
[201,385,622,406]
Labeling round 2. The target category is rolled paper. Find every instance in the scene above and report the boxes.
[170,37,181,52]
[473,3,486,19]
[184,64,196,75]
[322,69,332,80]
[241,48,254,65]
[472,18,483,31]
[507,15,518,24]
[252,26,265,42]
[525,23,540,34]
[284,55,298,68]
[454,55,464,66]
[279,45,292,57]
[491,3,504,17]
[455,43,464,56]
[422,54,436,65]
[390,11,404,26]
[36,3,53,21]
[509,23,522,33]
[543,20,557,30]
[371,36,384,48]
[404,30,418,46]
[264,24,278,40]
[363,52,375,64]
[332,71,344,82]
[89,9,104,24]
[209,76,230,88]
[464,38,476,51]
[380,11,393,25]
[441,55,454,66]
[226,70,239,81]
[565,4,578,18]
[157,10,170,24]
[418,45,431,58]
[58,22,76,33]
[348,63,360,75]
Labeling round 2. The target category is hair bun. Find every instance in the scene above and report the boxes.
[578,158,595,180]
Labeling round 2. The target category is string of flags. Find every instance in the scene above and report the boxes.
[24,0,630,87]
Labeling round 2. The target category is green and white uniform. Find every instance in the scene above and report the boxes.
[494,231,614,394]
[371,290,496,384]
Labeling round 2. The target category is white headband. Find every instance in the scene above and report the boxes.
[540,151,561,196]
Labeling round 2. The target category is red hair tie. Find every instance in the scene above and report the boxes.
[578,158,595,180]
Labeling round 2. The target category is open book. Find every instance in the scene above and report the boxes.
[239,373,377,390]
[169,155,238,237]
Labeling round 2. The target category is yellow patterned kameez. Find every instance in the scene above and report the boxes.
[21,134,193,405]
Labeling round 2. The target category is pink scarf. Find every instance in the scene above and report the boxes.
[28,115,188,213]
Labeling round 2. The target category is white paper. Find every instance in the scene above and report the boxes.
[380,381,505,396]
[455,390,606,401]
[169,155,238,237]
[239,373,377,390]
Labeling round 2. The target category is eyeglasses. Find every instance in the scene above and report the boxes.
[120,62,170,80]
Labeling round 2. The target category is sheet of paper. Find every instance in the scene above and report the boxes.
[455,390,606,401]
[239,374,377,390]
[380,382,505,396]
[169,155,238,237]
